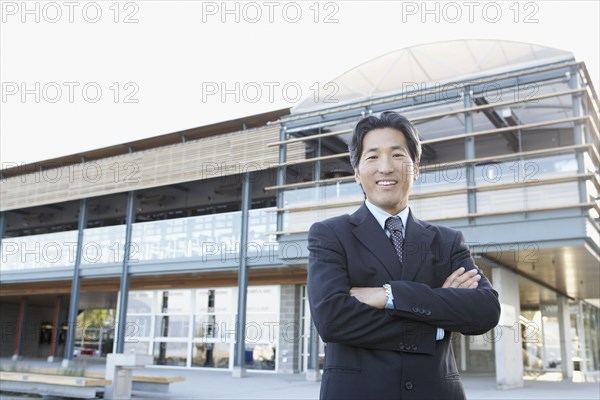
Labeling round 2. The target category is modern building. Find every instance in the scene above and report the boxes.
[1,40,598,388]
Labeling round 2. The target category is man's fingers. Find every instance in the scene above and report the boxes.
[443,268,481,289]
[462,275,480,288]
[442,267,465,288]
[458,273,481,288]
[447,268,474,288]
[448,267,465,281]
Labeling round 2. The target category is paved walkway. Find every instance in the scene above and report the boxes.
[137,369,600,400]
[1,358,599,399]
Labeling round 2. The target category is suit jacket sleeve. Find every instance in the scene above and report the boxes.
[388,229,501,335]
[307,221,438,354]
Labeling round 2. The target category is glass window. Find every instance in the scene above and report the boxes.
[153,342,188,366]
[413,166,466,194]
[195,288,233,314]
[244,343,276,370]
[191,342,230,368]
[283,183,362,208]
[156,290,191,314]
[411,194,468,220]
[248,209,278,245]
[124,286,281,371]
[475,154,578,187]
[193,314,233,341]
[476,182,579,214]
[81,225,126,265]
[245,286,280,371]
[581,302,600,371]
[129,210,280,261]
[154,316,189,338]
[124,341,149,355]
[127,291,154,313]
[1,230,78,271]
[126,315,152,338]
[192,287,235,368]
[284,205,358,233]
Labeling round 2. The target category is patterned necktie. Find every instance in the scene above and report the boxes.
[385,217,404,264]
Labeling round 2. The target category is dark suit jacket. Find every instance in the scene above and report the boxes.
[307,204,500,400]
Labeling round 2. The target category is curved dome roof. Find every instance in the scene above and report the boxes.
[293,39,574,113]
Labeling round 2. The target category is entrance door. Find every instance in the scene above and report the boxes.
[299,285,324,373]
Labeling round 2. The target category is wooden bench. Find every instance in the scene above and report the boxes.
[0,371,111,399]
[131,375,185,393]
[87,371,185,393]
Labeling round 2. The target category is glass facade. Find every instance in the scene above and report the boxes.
[577,302,600,373]
[1,230,78,270]
[1,208,276,271]
[125,285,280,371]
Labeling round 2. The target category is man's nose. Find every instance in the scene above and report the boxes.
[378,156,394,173]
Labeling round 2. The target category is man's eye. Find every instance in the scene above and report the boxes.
[366,155,377,160]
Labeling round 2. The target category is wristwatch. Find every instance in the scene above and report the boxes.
[383,283,392,305]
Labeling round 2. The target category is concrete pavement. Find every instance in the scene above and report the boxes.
[134,368,600,400]
[1,358,598,399]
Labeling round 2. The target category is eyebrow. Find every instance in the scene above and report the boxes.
[363,145,405,153]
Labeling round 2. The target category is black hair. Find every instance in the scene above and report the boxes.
[348,111,422,169]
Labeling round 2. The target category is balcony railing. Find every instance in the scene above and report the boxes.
[1,208,276,273]
[275,150,598,234]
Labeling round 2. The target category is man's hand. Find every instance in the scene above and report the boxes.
[442,267,481,289]
[349,287,387,309]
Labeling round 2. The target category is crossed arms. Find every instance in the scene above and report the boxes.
[307,221,501,352]
[350,266,481,309]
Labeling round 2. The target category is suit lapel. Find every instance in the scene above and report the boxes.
[402,211,436,281]
[350,204,402,280]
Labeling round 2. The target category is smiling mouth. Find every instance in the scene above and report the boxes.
[377,180,398,186]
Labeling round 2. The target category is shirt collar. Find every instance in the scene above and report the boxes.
[364,199,409,236]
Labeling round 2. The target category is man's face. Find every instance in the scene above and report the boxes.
[354,127,419,215]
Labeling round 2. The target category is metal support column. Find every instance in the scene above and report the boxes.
[576,301,588,374]
[233,172,252,378]
[463,87,477,220]
[48,295,62,362]
[313,135,322,202]
[557,295,574,380]
[62,198,88,367]
[314,135,322,182]
[306,319,321,381]
[115,191,136,353]
[12,297,27,360]
[0,211,6,258]
[307,137,322,381]
[275,127,287,234]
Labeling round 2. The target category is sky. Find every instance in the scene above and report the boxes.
[1,0,599,166]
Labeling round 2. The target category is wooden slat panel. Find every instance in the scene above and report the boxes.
[1,125,305,211]
[0,268,308,296]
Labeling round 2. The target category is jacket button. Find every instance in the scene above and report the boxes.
[419,308,425,314]
[405,381,413,390]
[412,306,419,313]
[398,343,405,350]
[425,310,431,316]
[411,344,418,350]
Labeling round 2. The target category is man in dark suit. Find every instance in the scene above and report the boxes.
[307,111,501,399]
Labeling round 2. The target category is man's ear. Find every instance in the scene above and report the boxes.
[354,167,366,198]
[413,163,420,180]
[354,167,361,185]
